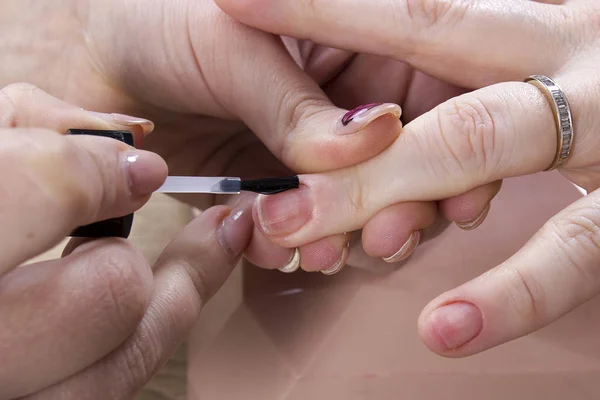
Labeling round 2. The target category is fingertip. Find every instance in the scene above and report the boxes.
[217,206,255,259]
[286,107,402,173]
[189,205,253,262]
[124,150,168,196]
[244,226,295,270]
[439,181,502,227]
[299,234,350,274]
[418,301,484,356]
[362,202,436,259]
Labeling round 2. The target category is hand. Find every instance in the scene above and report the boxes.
[219,0,600,355]
[0,84,254,399]
[1,0,404,274]
[2,0,497,274]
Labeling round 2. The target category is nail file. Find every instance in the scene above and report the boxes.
[157,176,299,195]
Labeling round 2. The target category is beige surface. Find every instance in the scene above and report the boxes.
[188,172,600,400]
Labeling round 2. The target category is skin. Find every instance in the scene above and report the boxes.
[1,0,498,274]
[0,84,220,399]
[0,1,503,398]
[215,0,600,357]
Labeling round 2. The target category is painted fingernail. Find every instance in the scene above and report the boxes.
[278,248,301,273]
[321,242,349,276]
[89,112,155,135]
[256,186,312,236]
[456,204,491,231]
[335,103,402,135]
[122,150,168,196]
[426,302,482,350]
[382,231,421,263]
[218,208,254,257]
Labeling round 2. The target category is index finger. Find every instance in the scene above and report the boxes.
[252,76,593,247]
[215,0,569,85]
[22,205,253,399]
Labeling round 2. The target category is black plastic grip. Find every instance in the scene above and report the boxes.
[67,129,135,239]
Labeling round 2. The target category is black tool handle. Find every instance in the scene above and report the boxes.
[67,129,135,239]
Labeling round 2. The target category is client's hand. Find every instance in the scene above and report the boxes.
[219,0,600,355]
[0,84,254,400]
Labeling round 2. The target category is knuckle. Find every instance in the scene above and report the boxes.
[279,90,330,162]
[120,333,160,390]
[47,140,100,220]
[4,133,95,224]
[560,6,593,44]
[549,205,600,287]
[89,244,150,332]
[403,0,469,30]
[502,265,546,325]
[343,165,371,215]
[175,256,211,307]
[0,83,40,127]
[432,96,500,178]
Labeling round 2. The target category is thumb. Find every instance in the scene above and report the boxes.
[189,5,403,173]
[418,188,600,356]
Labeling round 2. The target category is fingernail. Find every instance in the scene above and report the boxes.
[321,242,349,276]
[256,186,312,236]
[278,248,301,273]
[218,208,254,257]
[122,150,168,196]
[427,302,483,350]
[456,204,491,231]
[382,231,421,263]
[89,112,155,135]
[335,103,402,135]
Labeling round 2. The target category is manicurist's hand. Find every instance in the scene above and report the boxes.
[0,84,253,400]
[217,0,600,356]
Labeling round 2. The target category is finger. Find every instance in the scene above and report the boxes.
[243,198,352,276]
[0,129,167,272]
[24,205,253,400]
[225,194,296,271]
[303,46,355,85]
[417,188,600,356]
[187,3,403,172]
[0,240,152,399]
[0,82,154,145]
[216,0,573,86]
[439,181,502,230]
[299,233,351,275]
[244,225,297,270]
[362,201,437,262]
[252,75,599,247]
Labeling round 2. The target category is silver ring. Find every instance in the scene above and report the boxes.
[524,75,574,171]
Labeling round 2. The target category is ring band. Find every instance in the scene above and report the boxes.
[524,75,574,171]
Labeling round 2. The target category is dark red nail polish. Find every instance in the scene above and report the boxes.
[341,103,383,126]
